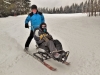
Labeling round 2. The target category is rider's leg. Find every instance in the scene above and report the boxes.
[53,39,63,51]
[39,40,61,59]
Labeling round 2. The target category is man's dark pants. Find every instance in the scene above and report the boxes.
[25,30,34,47]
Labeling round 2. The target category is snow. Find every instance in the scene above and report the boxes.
[0,13,100,75]
[3,0,11,4]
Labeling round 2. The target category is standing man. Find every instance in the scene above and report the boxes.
[24,5,45,51]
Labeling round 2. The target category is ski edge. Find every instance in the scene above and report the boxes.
[25,51,57,71]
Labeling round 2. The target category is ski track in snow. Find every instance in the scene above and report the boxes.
[0,13,100,75]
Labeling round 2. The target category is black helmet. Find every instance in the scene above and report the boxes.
[31,5,37,9]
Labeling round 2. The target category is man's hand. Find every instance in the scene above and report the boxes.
[25,23,29,28]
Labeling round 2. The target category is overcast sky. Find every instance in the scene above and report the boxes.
[31,0,85,8]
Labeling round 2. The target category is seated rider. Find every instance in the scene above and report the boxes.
[34,23,68,62]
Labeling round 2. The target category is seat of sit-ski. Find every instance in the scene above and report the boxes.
[35,44,50,53]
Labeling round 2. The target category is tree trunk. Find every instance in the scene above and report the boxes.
[94,9,96,16]
[89,11,91,17]
[99,10,100,16]
[91,0,94,16]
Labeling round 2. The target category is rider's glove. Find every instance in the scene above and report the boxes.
[46,35,53,40]
[39,34,44,40]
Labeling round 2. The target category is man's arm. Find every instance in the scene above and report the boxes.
[25,15,31,28]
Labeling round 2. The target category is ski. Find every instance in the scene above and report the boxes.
[61,51,70,65]
[63,61,70,65]
[25,51,57,71]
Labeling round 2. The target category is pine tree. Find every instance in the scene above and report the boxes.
[53,7,56,13]
[87,0,91,16]
[94,0,98,16]
[0,0,31,17]
[48,9,52,14]
[23,0,31,14]
[59,6,63,13]
[98,0,100,15]
[56,8,60,13]
[91,0,94,16]
[79,2,84,13]
[72,3,75,13]
[45,8,49,13]
[74,3,79,13]
[64,6,70,13]
[83,0,88,13]
[0,0,11,17]
[42,7,46,13]
[0,0,4,17]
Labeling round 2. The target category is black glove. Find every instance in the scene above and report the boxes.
[25,23,29,28]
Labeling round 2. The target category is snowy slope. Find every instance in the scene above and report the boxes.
[0,13,100,75]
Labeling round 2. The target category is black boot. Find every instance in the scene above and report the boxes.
[58,51,69,62]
